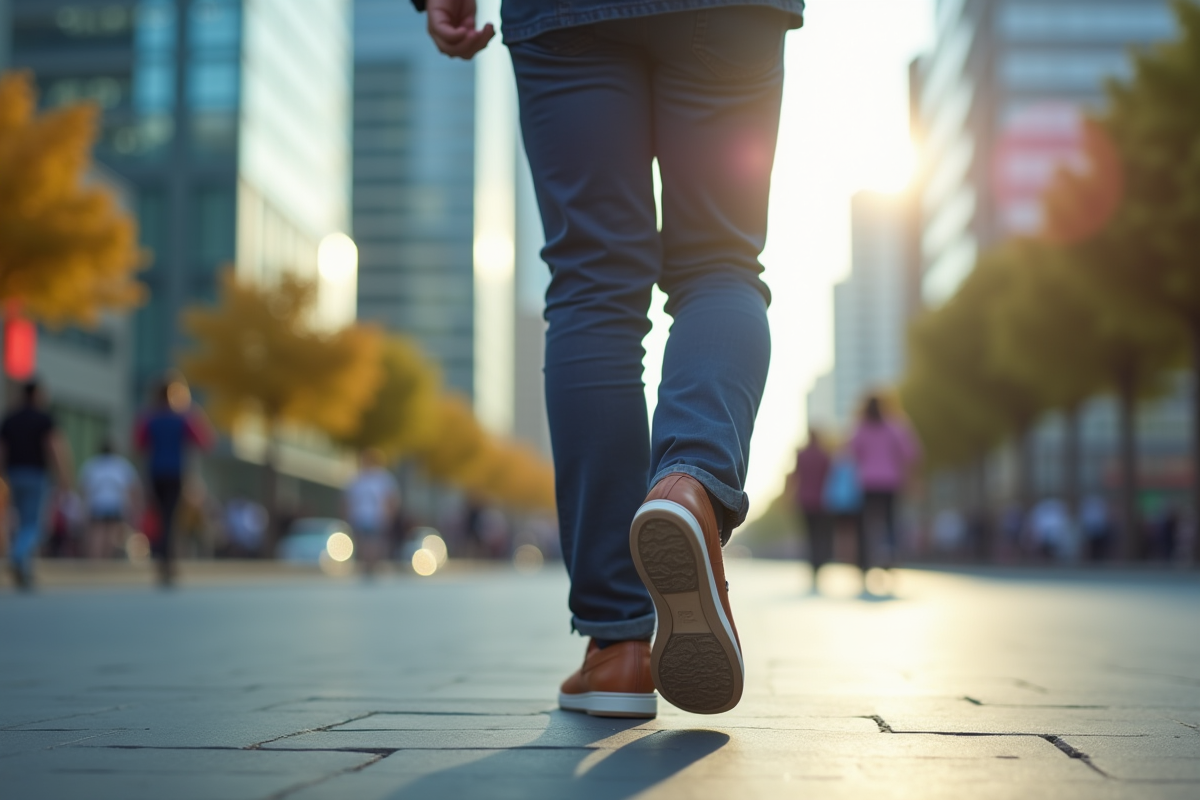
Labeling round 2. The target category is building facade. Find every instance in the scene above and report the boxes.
[352,0,476,397]
[807,191,915,435]
[914,0,1175,304]
[8,0,355,502]
[913,0,1187,508]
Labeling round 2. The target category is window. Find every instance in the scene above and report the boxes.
[1001,4,1176,42]
[1001,51,1133,90]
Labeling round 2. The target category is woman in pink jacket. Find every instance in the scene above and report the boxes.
[850,395,920,567]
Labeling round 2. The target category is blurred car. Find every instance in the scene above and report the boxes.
[278,517,355,566]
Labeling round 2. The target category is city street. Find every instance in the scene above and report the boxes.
[1,561,1198,799]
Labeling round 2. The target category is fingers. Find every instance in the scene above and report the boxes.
[428,15,495,59]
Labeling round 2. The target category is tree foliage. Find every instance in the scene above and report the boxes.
[0,71,144,324]
[333,334,440,457]
[182,271,383,436]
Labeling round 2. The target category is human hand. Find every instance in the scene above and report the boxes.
[427,0,495,60]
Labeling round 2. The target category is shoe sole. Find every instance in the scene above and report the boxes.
[630,499,744,715]
[558,691,657,718]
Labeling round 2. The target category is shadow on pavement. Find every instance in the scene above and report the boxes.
[383,714,729,800]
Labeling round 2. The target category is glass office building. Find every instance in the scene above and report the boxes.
[352,0,476,396]
[8,0,353,501]
[913,0,1186,506]
[915,0,1175,305]
[8,0,351,398]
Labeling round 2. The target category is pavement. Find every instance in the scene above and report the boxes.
[1,559,1198,799]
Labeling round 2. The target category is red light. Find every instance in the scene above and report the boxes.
[4,317,37,380]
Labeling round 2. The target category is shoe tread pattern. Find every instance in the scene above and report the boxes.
[637,519,698,593]
[657,634,735,712]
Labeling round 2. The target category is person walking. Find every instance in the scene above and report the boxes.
[794,428,832,584]
[78,441,142,559]
[849,395,920,570]
[134,380,213,586]
[342,449,400,576]
[418,0,804,717]
[0,380,72,589]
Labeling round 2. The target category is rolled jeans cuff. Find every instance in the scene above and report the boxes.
[572,611,656,641]
[651,464,749,527]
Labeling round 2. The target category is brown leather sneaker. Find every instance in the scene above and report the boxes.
[630,473,743,714]
[558,639,657,718]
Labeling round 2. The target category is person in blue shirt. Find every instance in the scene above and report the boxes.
[0,380,72,590]
[134,380,213,587]
[415,0,803,718]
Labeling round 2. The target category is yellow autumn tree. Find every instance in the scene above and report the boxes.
[0,71,144,324]
[406,392,555,511]
[182,270,383,537]
[333,334,440,457]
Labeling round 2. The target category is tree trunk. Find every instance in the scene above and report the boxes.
[1191,319,1200,566]
[1115,364,1139,562]
[1063,404,1082,518]
[263,420,281,556]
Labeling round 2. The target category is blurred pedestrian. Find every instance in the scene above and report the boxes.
[849,395,920,569]
[1027,497,1071,561]
[134,379,213,586]
[794,429,832,583]
[343,449,400,576]
[419,0,803,717]
[0,380,72,589]
[78,441,142,559]
[1079,494,1112,562]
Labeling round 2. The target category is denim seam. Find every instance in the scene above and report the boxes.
[571,612,657,640]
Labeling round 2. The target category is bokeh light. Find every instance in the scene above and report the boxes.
[513,544,543,573]
[325,532,354,563]
[412,548,438,577]
[421,533,448,567]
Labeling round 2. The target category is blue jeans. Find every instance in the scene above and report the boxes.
[8,467,48,570]
[510,8,786,640]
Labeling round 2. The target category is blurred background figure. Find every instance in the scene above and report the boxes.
[794,428,832,586]
[223,498,268,558]
[1079,494,1113,562]
[78,441,142,559]
[134,379,213,586]
[0,380,72,590]
[1027,496,1072,562]
[342,449,400,576]
[849,395,919,570]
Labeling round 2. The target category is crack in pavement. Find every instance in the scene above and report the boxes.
[863,715,1115,779]
[246,712,379,750]
[1043,735,1109,778]
[266,752,386,800]
[864,715,894,733]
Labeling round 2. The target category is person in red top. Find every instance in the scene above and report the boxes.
[794,428,832,582]
[134,379,213,586]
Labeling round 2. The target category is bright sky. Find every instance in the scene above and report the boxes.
[643,0,936,524]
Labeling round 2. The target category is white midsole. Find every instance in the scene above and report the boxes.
[558,691,658,716]
[633,499,745,678]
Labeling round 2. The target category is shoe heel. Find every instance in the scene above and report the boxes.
[631,501,743,715]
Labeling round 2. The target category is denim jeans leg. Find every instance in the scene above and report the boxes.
[511,30,659,641]
[8,467,48,569]
[647,8,787,529]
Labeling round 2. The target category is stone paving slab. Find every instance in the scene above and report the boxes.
[1,562,1198,799]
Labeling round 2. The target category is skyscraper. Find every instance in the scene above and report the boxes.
[8,0,353,393]
[352,0,476,396]
[8,0,355,499]
[914,0,1175,304]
